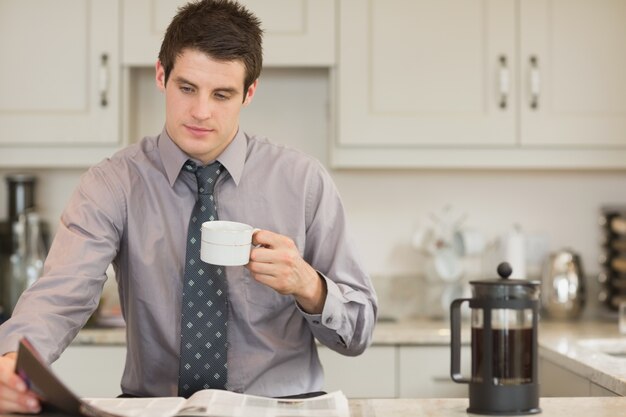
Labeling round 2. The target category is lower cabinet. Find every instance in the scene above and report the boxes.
[539,356,618,397]
[318,345,470,398]
[539,357,589,397]
[591,382,619,397]
[318,345,397,398]
[398,346,470,398]
[57,344,622,399]
[52,345,127,398]
[54,344,469,399]
[54,344,402,398]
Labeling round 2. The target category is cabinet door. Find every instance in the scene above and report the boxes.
[52,345,127,398]
[538,357,590,397]
[336,0,516,152]
[520,0,626,147]
[398,345,470,398]
[122,0,335,67]
[0,0,120,147]
[318,345,397,398]
[590,382,619,397]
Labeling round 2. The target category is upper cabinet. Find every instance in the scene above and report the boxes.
[333,0,626,168]
[0,0,121,167]
[4,0,626,169]
[520,0,626,148]
[122,0,336,67]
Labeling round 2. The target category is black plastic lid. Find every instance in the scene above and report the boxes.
[470,262,540,299]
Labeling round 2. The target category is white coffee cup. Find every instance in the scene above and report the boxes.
[200,221,257,266]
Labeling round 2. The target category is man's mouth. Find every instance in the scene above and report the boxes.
[184,124,213,136]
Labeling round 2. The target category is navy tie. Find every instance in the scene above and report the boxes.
[178,160,228,397]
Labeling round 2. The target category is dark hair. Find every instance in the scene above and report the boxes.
[158,0,263,96]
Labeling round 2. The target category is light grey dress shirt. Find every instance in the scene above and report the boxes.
[0,129,377,397]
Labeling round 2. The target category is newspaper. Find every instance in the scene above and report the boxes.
[85,390,350,417]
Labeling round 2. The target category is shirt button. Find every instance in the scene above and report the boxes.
[312,320,320,325]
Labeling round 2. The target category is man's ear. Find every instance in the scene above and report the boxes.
[243,79,259,106]
[155,60,166,92]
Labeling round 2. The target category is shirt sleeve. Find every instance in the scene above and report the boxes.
[0,164,124,363]
[299,162,378,356]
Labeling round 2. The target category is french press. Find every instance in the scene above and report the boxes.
[451,262,541,415]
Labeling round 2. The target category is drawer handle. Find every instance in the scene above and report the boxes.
[529,55,540,110]
[498,55,509,110]
[99,53,109,107]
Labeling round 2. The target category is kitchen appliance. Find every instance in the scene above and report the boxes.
[450,262,541,415]
[541,249,585,319]
[0,174,49,321]
[7,174,37,222]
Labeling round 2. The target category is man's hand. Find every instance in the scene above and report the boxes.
[0,352,40,414]
[247,229,327,314]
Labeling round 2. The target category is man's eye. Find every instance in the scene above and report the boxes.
[180,86,194,93]
[215,93,230,101]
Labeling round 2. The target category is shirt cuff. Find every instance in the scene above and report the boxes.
[298,272,346,334]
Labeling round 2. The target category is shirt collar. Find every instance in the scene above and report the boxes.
[158,128,190,187]
[158,127,247,187]
[216,128,246,186]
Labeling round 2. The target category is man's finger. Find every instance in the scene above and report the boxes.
[0,389,40,414]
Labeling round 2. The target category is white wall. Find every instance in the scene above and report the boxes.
[1,68,621,317]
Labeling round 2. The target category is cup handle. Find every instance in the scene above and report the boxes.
[251,228,263,248]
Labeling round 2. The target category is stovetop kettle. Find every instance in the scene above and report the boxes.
[541,249,585,319]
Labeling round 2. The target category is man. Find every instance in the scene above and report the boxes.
[0,0,377,413]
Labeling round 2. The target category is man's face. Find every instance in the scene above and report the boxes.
[156,49,257,164]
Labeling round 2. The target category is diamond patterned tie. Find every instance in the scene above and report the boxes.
[178,160,228,397]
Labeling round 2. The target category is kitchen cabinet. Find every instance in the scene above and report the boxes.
[52,345,126,398]
[53,344,398,399]
[539,356,590,397]
[590,382,619,397]
[318,345,397,398]
[319,345,471,399]
[122,0,335,67]
[333,0,626,169]
[538,356,619,397]
[0,0,121,168]
[398,345,470,398]
[53,343,467,399]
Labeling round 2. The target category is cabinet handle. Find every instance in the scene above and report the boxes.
[529,55,540,110]
[99,53,109,107]
[498,55,509,109]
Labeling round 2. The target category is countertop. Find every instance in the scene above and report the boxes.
[348,397,626,416]
[75,318,626,395]
[3,397,626,417]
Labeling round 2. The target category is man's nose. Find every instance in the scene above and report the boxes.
[191,96,212,120]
